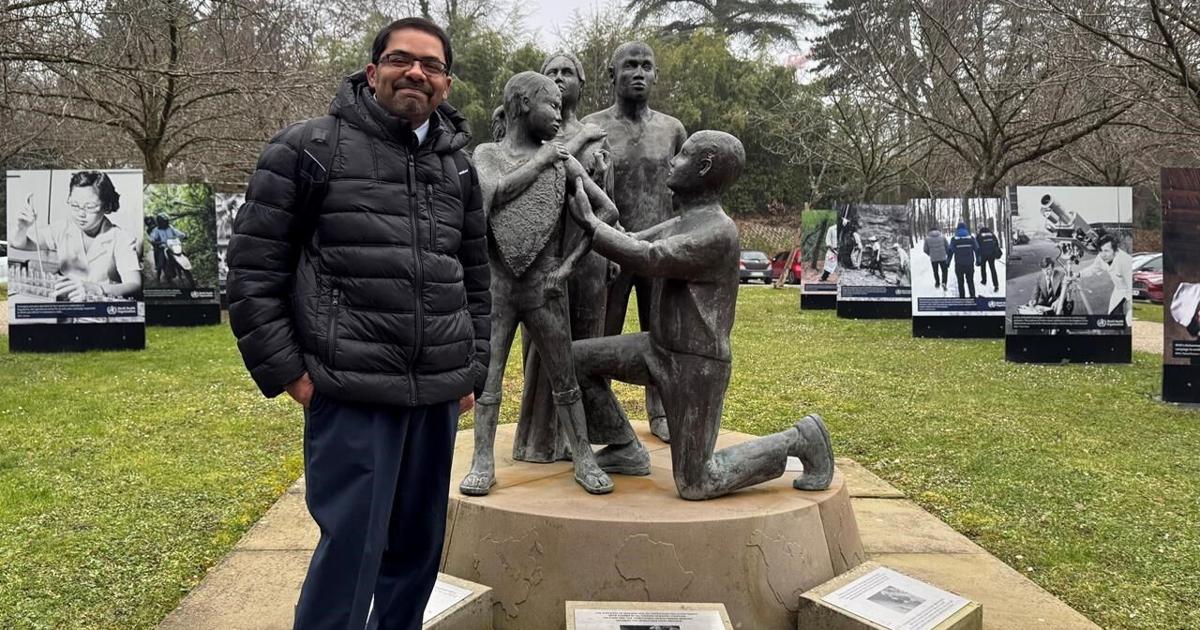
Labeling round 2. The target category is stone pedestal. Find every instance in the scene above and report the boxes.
[442,423,865,630]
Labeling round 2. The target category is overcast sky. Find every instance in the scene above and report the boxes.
[521,0,611,42]
[516,0,825,60]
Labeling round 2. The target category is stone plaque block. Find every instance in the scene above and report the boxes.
[798,561,981,630]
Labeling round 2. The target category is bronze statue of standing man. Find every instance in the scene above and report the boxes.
[582,41,686,442]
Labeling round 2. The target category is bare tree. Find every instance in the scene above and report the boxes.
[756,84,927,202]
[0,0,329,183]
[817,0,1130,195]
[1034,0,1200,159]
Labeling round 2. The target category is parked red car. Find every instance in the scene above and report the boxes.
[770,250,804,284]
[1133,270,1164,303]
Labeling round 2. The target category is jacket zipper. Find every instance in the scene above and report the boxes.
[427,184,436,251]
[326,287,340,368]
[407,154,423,406]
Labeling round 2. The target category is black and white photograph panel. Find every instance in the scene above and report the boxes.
[142,183,219,303]
[909,198,1007,316]
[1161,169,1200,367]
[837,203,912,301]
[6,169,145,324]
[1006,186,1133,336]
[215,192,244,290]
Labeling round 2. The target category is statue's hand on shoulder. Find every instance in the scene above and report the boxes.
[606,260,621,284]
[535,141,569,168]
[581,123,606,143]
[591,149,611,182]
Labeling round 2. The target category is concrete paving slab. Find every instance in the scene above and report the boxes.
[236,488,317,551]
[157,549,308,630]
[852,498,981,555]
[834,458,906,499]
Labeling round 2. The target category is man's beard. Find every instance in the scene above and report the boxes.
[385,93,425,119]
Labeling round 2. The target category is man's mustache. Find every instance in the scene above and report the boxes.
[393,80,432,95]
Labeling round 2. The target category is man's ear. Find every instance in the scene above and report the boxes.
[442,76,453,100]
[698,155,713,178]
[366,63,378,90]
[607,66,615,85]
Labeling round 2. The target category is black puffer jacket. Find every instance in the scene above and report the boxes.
[228,72,490,406]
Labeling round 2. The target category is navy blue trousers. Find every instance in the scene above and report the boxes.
[294,392,458,630]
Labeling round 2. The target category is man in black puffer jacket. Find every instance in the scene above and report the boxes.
[227,17,489,630]
[976,225,1001,292]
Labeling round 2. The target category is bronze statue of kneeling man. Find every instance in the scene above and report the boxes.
[566,130,834,500]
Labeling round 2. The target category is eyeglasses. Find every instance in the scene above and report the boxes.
[68,201,104,213]
[379,51,448,76]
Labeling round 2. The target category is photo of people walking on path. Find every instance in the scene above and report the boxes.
[909,198,1007,316]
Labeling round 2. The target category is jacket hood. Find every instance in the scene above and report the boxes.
[928,229,942,237]
[329,71,471,153]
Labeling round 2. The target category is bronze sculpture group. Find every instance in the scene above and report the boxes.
[460,43,835,501]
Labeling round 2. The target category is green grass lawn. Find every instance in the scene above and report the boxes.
[1134,300,1165,323]
[1,290,1197,629]
[0,323,304,629]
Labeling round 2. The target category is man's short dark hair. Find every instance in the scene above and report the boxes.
[371,17,453,69]
[610,41,653,70]
[1096,233,1117,252]
[1041,256,1055,269]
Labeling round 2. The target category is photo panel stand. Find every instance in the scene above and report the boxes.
[146,302,221,326]
[913,315,1004,338]
[838,299,910,319]
[10,323,146,352]
[1163,365,1200,404]
[142,184,222,327]
[909,198,1008,338]
[7,168,148,353]
[1005,335,1131,363]
[1160,169,1200,403]
[835,203,913,320]
[801,290,837,310]
[1004,186,1134,366]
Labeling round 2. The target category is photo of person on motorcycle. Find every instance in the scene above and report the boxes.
[148,213,195,287]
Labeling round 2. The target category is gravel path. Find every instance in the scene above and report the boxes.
[1132,319,1163,355]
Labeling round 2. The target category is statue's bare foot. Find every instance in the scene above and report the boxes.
[459,468,496,496]
[574,462,614,494]
[791,414,834,491]
[595,441,650,476]
[649,416,670,442]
